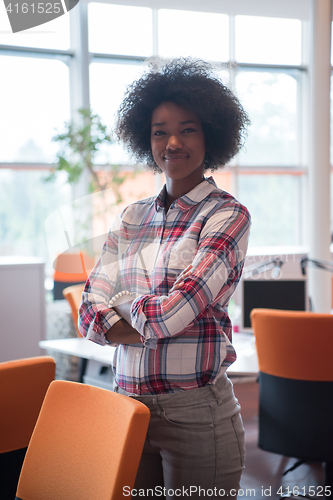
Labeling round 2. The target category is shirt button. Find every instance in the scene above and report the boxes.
[136,352,140,357]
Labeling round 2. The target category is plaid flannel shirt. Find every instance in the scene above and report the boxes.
[78,177,250,394]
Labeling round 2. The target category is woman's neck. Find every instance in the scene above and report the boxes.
[164,176,205,209]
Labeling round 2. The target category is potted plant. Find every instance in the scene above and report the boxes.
[45,107,128,259]
[46,107,126,200]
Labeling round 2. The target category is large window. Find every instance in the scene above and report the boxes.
[1,1,328,274]
[158,9,229,61]
[0,13,72,275]
[0,169,72,258]
[235,16,302,65]
[86,4,306,250]
[88,3,153,56]
[236,71,300,167]
[0,56,70,163]
[89,61,146,164]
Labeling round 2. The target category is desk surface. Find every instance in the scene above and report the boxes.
[230,333,258,376]
[40,332,258,377]
[40,338,116,364]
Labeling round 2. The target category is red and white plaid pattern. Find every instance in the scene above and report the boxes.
[78,177,250,394]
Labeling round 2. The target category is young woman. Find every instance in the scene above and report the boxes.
[79,58,251,499]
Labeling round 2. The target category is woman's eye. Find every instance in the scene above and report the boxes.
[183,128,196,133]
[153,130,166,136]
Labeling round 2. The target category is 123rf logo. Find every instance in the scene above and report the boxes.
[3,0,79,33]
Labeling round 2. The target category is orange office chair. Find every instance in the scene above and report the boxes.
[62,282,85,337]
[251,309,333,492]
[15,380,150,500]
[62,282,89,382]
[53,251,94,300]
[0,357,56,499]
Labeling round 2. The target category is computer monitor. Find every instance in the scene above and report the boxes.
[240,277,308,332]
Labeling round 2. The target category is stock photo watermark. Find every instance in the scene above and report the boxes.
[3,0,79,33]
[122,485,332,497]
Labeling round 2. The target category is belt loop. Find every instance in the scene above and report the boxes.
[210,383,223,404]
[210,374,229,404]
[153,397,162,417]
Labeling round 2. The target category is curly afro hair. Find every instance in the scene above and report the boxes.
[116,58,250,172]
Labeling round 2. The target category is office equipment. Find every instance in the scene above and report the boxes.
[300,256,333,275]
[300,257,333,309]
[243,257,285,280]
[240,277,307,332]
[251,308,333,491]
[0,257,46,362]
[15,380,150,500]
[0,356,55,499]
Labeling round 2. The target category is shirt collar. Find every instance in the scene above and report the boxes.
[154,176,218,212]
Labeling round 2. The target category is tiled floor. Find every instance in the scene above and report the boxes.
[233,380,325,500]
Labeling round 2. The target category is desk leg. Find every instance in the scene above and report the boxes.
[79,358,88,383]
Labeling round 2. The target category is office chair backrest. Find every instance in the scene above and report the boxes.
[0,357,56,498]
[15,380,150,500]
[0,356,56,454]
[62,283,85,337]
[251,308,333,381]
[251,308,333,469]
[53,252,94,300]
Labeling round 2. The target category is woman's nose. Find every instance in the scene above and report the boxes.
[166,135,182,150]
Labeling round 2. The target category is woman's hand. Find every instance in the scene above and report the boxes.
[108,265,193,342]
[169,265,193,293]
[105,319,141,344]
[106,299,140,344]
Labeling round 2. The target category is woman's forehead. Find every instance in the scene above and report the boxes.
[151,102,200,125]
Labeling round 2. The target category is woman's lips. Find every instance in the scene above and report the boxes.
[164,154,188,161]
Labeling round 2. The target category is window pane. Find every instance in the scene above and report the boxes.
[238,174,302,248]
[0,7,70,50]
[235,16,302,65]
[0,56,70,163]
[117,170,161,209]
[211,171,233,196]
[236,71,299,166]
[88,3,153,56]
[89,61,146,164]
[158,9,229,61]
[0,169,71,270]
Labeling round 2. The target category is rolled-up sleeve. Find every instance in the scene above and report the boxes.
[130,205,250,347]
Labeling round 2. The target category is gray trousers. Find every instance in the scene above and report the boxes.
[116,374,245,499]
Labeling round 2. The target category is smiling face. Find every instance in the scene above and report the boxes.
[150,102,206,190]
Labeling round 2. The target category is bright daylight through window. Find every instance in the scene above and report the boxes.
[0,1,326,273]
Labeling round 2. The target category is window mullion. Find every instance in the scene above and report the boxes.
[228,14,238,198]
[152,8,159,57]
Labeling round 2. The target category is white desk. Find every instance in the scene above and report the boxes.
[40,338,116,364]
[230,333,259,377]
[40,333,258,388]
[39,338,116,390]
[40,334,258,374]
